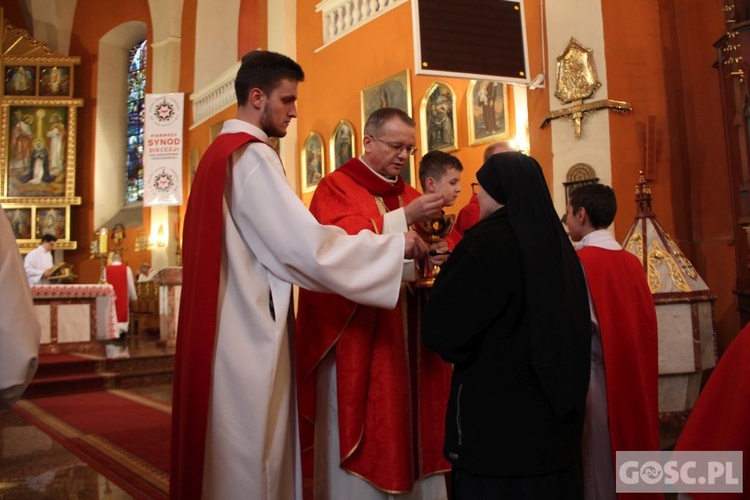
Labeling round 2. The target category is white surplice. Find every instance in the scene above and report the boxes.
[23,244,53,285]
[201,120,406,499]
[0,204,41,411]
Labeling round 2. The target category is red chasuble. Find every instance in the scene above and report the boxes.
[674,323,750,499]
[169,132,263,499]
[105,265,128,322]
[296,158,451,493]
[577,247,661,497]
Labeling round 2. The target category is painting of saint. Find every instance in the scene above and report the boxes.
[5,66,36,96]
[302,132,325,193]
[468,80,510,145]
[5,208,32,239]
[331,120,355,170]
[421,82,458,153]
[39,66,71,96]
[6,106,68,198]
[35,208,66,239]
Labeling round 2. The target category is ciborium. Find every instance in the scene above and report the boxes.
[412,213,456,287]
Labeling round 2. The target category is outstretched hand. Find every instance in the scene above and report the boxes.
[404,193,445,226]
[403,231,429,260]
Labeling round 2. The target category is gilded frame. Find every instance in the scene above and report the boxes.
[420,81,458,153]
[301,131,325,193]
[1,98,83,204]
[360,70,415,186]
[3,203,75,252]
[467,80,510,146]
[330,120,356,171]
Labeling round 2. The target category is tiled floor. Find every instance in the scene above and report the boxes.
[0,338,173,499]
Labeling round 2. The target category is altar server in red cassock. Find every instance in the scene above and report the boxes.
[565,183,662,500]
[170,52,428,500]
[105,252,137,336]
[296,107,452,499]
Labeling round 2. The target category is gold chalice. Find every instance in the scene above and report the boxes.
[411,213,456,287]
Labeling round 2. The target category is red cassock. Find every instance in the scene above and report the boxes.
[674,322,750,500]
[296,158,451,493]
[452,192,480,242]
[105,265,128,322]
[577,246,662,500]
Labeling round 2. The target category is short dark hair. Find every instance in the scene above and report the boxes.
[569,183,617,229]
[418,150,463,190]
[41,233,57,243]
[234,50,305,107]
[363,107,415,137]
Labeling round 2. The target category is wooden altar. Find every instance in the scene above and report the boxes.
[31,284,118,353]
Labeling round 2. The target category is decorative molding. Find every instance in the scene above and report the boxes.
[315,0,406,48]
[189,61,240,128]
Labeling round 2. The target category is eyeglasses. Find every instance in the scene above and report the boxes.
[368,136,418,156]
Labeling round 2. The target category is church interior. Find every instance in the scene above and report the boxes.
[1,0,748,497]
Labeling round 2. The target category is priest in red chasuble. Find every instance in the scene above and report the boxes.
[565,183,662,500]
[105,252,137,336]
[296,107,452,498]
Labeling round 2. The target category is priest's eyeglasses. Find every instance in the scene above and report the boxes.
[368,136,418,156]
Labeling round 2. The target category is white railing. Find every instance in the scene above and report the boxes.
[189,61,241,128]
[316,0,406,47]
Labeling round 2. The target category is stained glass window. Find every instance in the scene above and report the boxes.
[125,40,147,203]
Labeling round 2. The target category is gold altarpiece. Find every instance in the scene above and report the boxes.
[0,8,82,252]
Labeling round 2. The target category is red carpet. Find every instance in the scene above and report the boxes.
[14,389,170,498]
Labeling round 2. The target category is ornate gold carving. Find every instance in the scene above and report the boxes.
[648,240,691,293]
[665,233,698,279]
[565,163,597,182]
[541,38,632,138]
[626,231,644,263]
[554,38,601,103]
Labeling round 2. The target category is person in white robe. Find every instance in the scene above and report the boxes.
[23,234,57,285]
[0,203,41,411]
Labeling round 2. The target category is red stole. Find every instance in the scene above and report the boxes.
[337,157,405,211]
[169,132,264,499]
[105,265,128,322]
[577,247,661,499]
[296,158,451,493]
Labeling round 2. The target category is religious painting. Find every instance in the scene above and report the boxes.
[4,206,32,239]
[39,66,72,97]
[35,206,67,239]
[467,80,511,146]
[361,70,412,132]
[420,81,458,153]
[360,70,415,186]
[4,65,37,96]
[3,104,71,199]
[330,120,356,170]
[301,132,325,193]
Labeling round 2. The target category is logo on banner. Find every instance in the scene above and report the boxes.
[150,96,180,126]
[149,166,179,194]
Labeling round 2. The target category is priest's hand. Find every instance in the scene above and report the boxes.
[403,231,428,260]
[404,193,444,225]
[43,267,54,278]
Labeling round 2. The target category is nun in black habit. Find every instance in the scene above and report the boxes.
[423,151,592,499]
